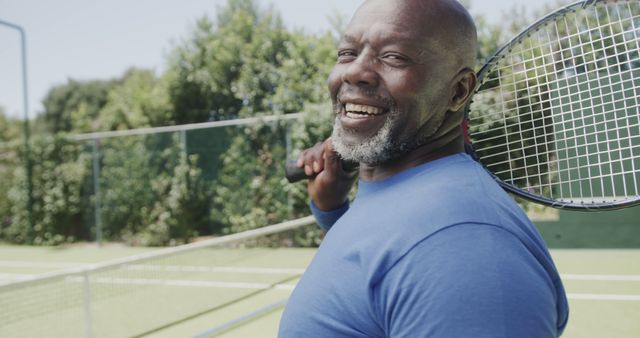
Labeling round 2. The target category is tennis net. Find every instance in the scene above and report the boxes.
[0,216,316,338]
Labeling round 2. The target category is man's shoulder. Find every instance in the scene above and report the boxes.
[335,154,542,282]
[370,153,530,230]
[373,223,567,337]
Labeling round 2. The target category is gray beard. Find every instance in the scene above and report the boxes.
[331,112,414,165]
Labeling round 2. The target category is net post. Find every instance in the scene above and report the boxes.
[285,123,293,217]
[180,128,187,162]
[92,139,103,244]
[82,271,94,338]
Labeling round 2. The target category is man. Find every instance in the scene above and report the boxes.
[279,0,569,337]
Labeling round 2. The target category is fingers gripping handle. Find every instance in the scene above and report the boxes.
[284,160,359,183]
[285,161,311,183]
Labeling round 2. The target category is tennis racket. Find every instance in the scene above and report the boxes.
[466,0,639,210]
[286,0,640,210]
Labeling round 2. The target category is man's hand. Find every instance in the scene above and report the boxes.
[296,138,358,211]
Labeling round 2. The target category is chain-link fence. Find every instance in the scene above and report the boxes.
[0,113,321,246]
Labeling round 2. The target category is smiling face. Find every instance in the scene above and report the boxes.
[329,0,477,166]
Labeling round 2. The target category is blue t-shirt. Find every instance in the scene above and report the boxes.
[279,153,568,338]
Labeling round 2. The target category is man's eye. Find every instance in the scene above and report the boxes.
[382,53,411,66]
[337,50,357,61]
[383,53,407,61]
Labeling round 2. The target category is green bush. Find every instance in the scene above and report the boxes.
[126,154,210,246]
[4,135,90,245]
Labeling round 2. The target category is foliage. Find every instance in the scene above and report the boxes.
[269,31,336,115]
[0,108,21,143]
[170,0,336,246]
[211,121,291,233]
[41,79,117,133]
[127,154,211,246]
[166,12,248,122]
[208,3,338,242]
[0,109,20,234]
[3,0,556,246]
[165,0,336,122]
[97,136,159,240]
[97,68,173,129]
[3,135,90,245]
[211,103,335,245]
[91,133,212,245]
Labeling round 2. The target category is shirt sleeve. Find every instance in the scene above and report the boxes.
[374,223,564,338]
[309,200,349,231]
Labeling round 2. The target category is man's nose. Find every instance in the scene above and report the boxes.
[341,54,380,88]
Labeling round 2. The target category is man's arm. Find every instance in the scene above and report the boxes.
[310,199,350,231]
[295,138,357,228]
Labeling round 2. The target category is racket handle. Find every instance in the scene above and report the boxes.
[285,161,310,183]
[285,159,359,183]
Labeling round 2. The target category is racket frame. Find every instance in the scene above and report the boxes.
[464,0,640,210]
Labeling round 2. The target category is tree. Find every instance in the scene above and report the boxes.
[208,11,338,239]
[96,132,211,245]
[0,108,20,235]
[0,107,21,142]
[211,121,290,233]
[4,0,556,246]
[126,154,211,246]
[166,0,292,123]
[268,31,336,115]
[97,68,173,130]
[97,136,158,240]
[41,79,117,133]
[4,135,90,245]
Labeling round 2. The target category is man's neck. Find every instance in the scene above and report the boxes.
[358,135,465,181]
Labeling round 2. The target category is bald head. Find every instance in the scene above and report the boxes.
[354,0,477,70]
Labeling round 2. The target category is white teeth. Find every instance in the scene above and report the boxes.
[345,103,384,116]
[346,112,371,119]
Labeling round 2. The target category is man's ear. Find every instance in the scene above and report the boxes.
[449,68,477,112]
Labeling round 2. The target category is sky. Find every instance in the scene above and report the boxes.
[0,0,561,119]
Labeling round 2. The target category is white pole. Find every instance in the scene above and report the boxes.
[82,271,94,338]
[92,139,103,244]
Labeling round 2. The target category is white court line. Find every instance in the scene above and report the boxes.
[0,261,306,274]
[192,298,289,338]
[57,276,640,301]
[567,293,640,301]
[0,261,88,269]
[0,272,33,280]
[0,273,33,286]
[64,276,298,290]
[7,260,640,281]
[562,274,640,281]
[124,265,306,275]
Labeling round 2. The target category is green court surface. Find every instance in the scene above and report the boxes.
[0,244,638,338]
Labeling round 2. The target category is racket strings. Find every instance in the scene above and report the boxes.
[589,5,638,199]
[468,1,640,204]
[609,2,640,194]
[473,75,640,145]
[477,108,640,157]
[473,65,640,121]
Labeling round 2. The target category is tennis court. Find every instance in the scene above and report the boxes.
[0,217,639,338]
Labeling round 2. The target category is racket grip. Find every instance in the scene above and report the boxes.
[285,159,359,183]
[285,161,310,183]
